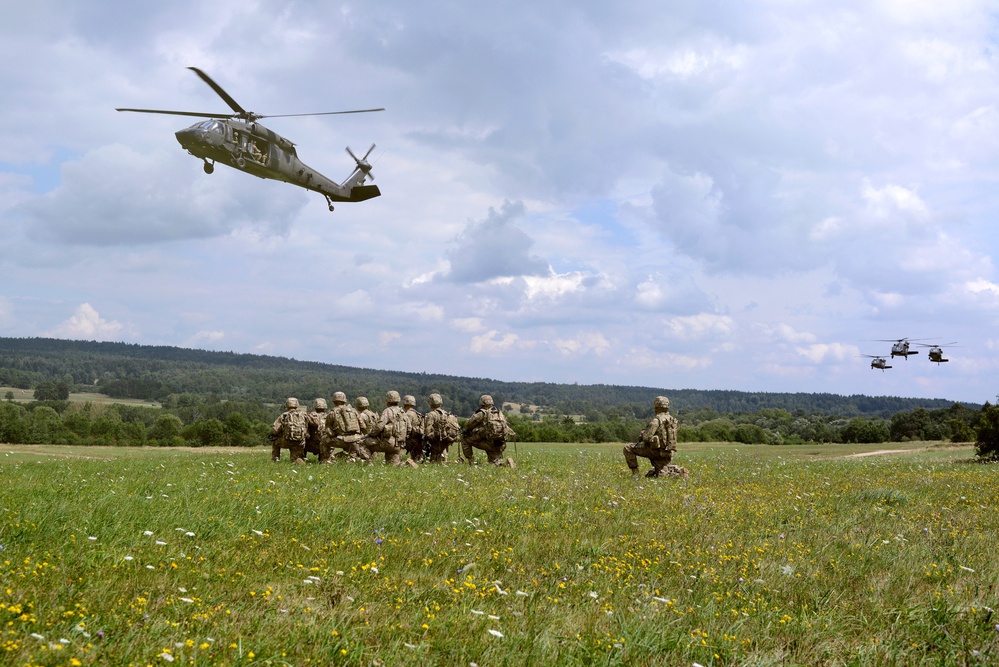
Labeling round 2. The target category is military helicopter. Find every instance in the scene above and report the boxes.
[861,354,892,371]
[117,67,383,211]
[916,342,958,364]
[872,338,922,360]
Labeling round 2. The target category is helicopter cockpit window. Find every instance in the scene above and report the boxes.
[197,120,223,133]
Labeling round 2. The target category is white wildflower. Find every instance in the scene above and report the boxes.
[488,629,504,638]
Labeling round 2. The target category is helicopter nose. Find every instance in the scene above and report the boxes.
[175,127,196,149]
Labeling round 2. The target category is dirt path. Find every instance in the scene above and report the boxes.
[842,448,921,458]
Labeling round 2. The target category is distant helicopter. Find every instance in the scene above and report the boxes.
[861,354,892,371]
[916,342,958,364]
[117,67,383,211]
[872,338,921,360]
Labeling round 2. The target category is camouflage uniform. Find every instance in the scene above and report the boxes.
[461,395,516,467]
[270,397,308,463]
[423,393,459,463]
[624,396,682,478]
[304,398,328,462]
[402,395,425,461]
[323,392,364,461]
[355,391,416,466]
[355,397,379,436]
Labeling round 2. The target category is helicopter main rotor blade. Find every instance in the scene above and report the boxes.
[260,108,385,119]
[116,108,235,118]
[188,67,248,117]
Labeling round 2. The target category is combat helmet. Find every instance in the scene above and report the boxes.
[313,398,328,411]
[285,397,300,410]
[385,390,401,405]
[355,396,370,409]
[403,394,417,408]
[332,391,347,404]
[654,396,670,411]
[479,394,494,408]
[428,393,443,408]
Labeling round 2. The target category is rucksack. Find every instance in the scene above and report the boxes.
[282,411,308,443]
[386,406,409,443]
[484,409,507,439]
[443,412,461,441]
[333,405,362,436]
[430,409,460,442]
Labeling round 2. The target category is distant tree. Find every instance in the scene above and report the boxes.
[841,417,890,444]
[4,391,12,401]
[975,402,999,460]
[150,414,184,444]
[34,381,67,401]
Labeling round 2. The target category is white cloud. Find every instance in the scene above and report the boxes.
[523,271,585,300]
[794,343,858,363]
[664,314,735,340]
[469,330,520,354]
[862,181,929,222]
[452,317,486,333]
[46,304,127,341]
[553,332,610,356]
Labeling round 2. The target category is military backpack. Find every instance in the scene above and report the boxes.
[281,410,308,443]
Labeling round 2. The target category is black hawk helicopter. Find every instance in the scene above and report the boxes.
[117,67,383,211]
[861,354,892,371]
[872,338,922,360]
[916,342,958,364]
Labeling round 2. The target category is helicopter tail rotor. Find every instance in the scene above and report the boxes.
[346,144,376,181]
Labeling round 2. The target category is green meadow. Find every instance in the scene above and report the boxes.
[1,442,996,666]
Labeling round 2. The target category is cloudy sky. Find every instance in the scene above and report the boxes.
[2,0,998,404]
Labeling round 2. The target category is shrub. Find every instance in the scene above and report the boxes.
[975,401,999,460]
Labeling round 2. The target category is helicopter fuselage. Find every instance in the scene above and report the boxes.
[174,118,379,205]
[927,347,949,363]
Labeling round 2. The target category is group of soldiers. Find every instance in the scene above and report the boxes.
[270,391,687,478]
[269,391,517,468]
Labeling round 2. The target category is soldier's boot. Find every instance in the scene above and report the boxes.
[271,444,282,462]
[506,457,516,469]
[405,458,419,469]
[630,467,641,480]
[646,468,664,479]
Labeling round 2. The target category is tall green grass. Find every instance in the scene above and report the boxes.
[1,443,996,665]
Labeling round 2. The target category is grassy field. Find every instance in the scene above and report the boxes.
[1,441,996,666]
[0,387,161,408]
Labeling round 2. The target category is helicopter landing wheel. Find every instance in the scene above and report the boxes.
[203,161,215,174]
[328,204,335,212]
[235,156,246,169]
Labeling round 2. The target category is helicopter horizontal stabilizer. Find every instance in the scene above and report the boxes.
[348,184,381,202]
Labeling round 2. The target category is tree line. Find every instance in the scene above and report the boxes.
[0,394,984,449]
[0,337,976,418]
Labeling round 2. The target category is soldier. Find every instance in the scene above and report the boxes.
[269,397,308,463]
[424,393,460,463]
[304,398,328,462]
[402,394,425,462]
[355,396,378,436]
[324,391,364,460]
[624,396,687,479]
[356,390,418,467]
[461,394,516,467]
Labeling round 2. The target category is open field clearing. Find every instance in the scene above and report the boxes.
[1,442,996,665]
[0,388,161,408]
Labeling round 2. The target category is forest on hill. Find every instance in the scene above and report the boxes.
[0,337,985,449]
[0,337,971,416]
